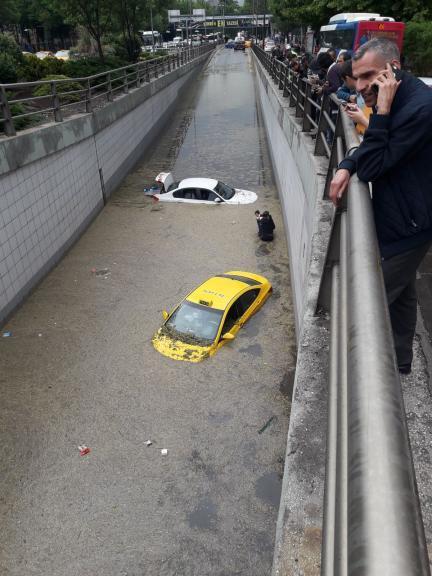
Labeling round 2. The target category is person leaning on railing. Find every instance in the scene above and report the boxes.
[329,37,432,375]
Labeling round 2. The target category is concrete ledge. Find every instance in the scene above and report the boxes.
[252,53,333,575]
[0,53,210,177]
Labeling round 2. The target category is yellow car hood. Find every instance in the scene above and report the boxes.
[152,329,213,363]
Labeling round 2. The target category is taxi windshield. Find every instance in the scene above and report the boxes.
[215,181,235,200]
[165,301,223,343]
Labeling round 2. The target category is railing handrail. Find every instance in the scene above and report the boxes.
[252,44,430,575]
[0,44,215,137]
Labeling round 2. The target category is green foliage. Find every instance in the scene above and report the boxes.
[33,75,84,103]
[404,21,432,75]
[0,32,23,61]
[0,53,19,84]
[62,55,129,77]
[17,54,66,82]
[0,32,24,82]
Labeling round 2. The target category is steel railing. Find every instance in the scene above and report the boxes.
[0,44,215,137]
[252,45,430,575]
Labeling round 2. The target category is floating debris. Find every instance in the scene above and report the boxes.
[161,448,168,456]
[78,445,91,456]
[258,415,276,435]
[146,440,153,447]
[2,331,12,338]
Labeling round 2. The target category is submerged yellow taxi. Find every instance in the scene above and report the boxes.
[152,271,272,362]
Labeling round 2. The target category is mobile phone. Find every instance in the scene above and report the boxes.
[372,65,401,93]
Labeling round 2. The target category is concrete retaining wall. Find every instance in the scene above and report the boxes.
[0,53,210,325]
[253,55,333,574]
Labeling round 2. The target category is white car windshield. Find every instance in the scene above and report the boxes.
[167,181,179,192]
[215,181,235,200]
[165,301,223,344]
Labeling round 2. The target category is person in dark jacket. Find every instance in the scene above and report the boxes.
[329,37,432,374]
[259,211,275,241]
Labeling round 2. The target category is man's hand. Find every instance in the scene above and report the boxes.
[373,63,402,115]
[329,169,351,206]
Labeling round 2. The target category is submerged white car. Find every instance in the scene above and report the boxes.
[150,172,257,205]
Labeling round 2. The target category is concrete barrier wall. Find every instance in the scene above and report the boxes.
[253,55,333,574]
[254,62,330,338]
[0,54,210,325]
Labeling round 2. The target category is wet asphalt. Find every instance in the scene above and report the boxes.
[0,48,296,575]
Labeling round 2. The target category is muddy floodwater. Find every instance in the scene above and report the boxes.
[0,48,296,575]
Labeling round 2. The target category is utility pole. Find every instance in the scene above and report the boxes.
[222,0,225,42]
[150,2,155,51]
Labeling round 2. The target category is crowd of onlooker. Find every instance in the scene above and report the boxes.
[269,41,372,135]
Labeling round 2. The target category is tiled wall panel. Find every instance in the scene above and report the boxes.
[0,64,198,324]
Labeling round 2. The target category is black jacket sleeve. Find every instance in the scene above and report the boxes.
[338,101,432,181]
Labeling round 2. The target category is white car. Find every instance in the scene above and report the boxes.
[264,40,275,53]
[150,172,257,204]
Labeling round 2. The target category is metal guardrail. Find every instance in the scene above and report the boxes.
[252,45,431,575]
[0,44,214,137]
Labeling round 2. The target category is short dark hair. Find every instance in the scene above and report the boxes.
[317,51,334,70]
[353,37,400,62]
[340,59,353,79]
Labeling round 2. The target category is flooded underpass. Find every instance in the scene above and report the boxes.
[0,48,296,575]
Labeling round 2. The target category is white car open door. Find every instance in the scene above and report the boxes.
[155,172,174,192]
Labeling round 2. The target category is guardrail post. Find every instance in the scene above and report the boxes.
[51,81,63,123]
[135,65,140,88]
[123,69,129,93]
[289,74,297,106]
[0,86,16,137]
[295,78,304,118]
[302,82,313,132]
[154,61,159,79]
[85,78,93,113]
[315,94,331,155]
[167,55,171,72]
[278,62,284,90]
[107,72,113,101]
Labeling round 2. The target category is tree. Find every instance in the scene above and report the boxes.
[49,0,113,61]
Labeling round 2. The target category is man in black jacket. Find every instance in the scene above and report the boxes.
[329,38,432,374]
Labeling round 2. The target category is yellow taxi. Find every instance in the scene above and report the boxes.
[245,39,253,48]
[152,271,272,362]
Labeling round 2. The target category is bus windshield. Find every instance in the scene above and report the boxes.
[320,27,355,50]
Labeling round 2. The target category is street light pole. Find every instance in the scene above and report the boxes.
[150,3,155,51]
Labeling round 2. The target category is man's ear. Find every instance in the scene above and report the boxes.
[391,59,401,70]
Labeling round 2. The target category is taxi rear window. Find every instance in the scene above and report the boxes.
[216,274,261,286]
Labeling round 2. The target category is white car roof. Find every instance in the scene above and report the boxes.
[178,178,218,190]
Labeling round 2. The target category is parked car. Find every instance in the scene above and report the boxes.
[234,40,246,51]
[153,271,272,362]
[225,40,236,49]
[264,40,275,53]
[35,51,55,59]
[151,173,257,204]
[55,50,72,61]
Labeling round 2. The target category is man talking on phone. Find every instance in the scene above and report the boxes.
[329,37,432,375]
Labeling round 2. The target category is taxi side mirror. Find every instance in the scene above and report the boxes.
[162,310,169,320]
[222,332,235,340]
